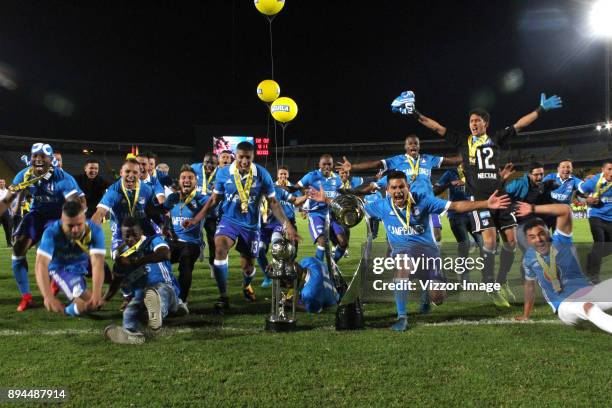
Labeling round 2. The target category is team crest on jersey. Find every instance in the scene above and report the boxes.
[482,218,489,227]
[139,197,146,205]
[413,207,421,217]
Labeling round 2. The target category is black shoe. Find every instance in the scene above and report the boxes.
[213,296,230,315]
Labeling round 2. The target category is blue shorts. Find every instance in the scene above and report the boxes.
[391,243,445,281]
[215,218,260,258]
[49,261,89,300]
[431,214,442,229]
[260,222,284,246]
[307,214,346,243]
[13,211,57,245]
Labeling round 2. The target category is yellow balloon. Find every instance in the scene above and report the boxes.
[254,0,285,16]
[270,97,298,123]
[257,79,280,103]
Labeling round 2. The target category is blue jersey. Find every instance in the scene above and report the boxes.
[142,175,165,199]
[98,179,159,235]
[266,186,294,225]
[299,257,339,313]
[12,167,80,217]
[578,173,612,221]
[364,183,450,248]
[340,176,363,189]
[163,191,208,245]
[213,162,276,230]
[382,153,443,180]
[191,163,218,195]
[435,170,469,218]
[298,170,342,216]
[543,173,582,205]
[37,220,106,271]
[523,231,591,313]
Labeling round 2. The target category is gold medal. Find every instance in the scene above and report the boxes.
[233,164,254,214]
[241,201,249,213]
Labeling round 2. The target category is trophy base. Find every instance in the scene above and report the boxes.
[335,299,365,331]
[265,318,297,332]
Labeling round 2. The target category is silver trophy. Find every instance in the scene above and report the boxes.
[330,194,365,228]
[265,239,299,332]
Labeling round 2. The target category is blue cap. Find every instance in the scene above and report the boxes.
[31,143,53,157]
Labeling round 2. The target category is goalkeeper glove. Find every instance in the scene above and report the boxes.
[391,90,416,115]
[539,92,562,111]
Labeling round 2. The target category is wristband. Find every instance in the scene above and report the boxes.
[531,204,536,214]
[536,106,545,117]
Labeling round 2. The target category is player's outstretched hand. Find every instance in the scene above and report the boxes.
[500,162,515,181]
[540,93,562,111]
[335,156,352,172]
[182,219,196,229]
[44,296,65,314]
[514,201,533,218]
[487,190,511,209]
[285,223,302,243]
[308,186,326,203]
[87,294,105,311]
[391,90,415,115]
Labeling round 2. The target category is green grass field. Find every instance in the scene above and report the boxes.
[0,217,610,407]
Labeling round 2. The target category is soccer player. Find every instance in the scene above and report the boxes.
[185,142,299,311]
[338,168,363,189]
[163,165,208,303]
[399,90,562,305]
[578,160,612,284]
[91,158,161,259]
[543,159,583,205]
[434,165,484,280]
[137,153,166,204]
[53,151,63,168]
[34,201,106,316]
[297,154,349,263]
[514,202,612,333]
[104,217,182,344]
[310,171,510,331]
[191,152,220,271]
[10,143,83,311]
[218,149,234,168]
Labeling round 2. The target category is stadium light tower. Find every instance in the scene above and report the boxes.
[590,0,612,123]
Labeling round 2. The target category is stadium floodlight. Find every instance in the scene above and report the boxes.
[606,122,612,130]
[597,124,603,131]
[590,0,612,37]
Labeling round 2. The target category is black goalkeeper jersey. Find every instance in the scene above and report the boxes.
[444,126,516,199]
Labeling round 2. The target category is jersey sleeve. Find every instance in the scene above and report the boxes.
[552,230,573,245]
[578,177,596,194]
[542,173,555,183]
[431,155,444,169]
[89,224,106,256]
[523,257,537,281]
[97,189,120,211]
[261,170,276,198]
[444,129,466,148]
[435,170,452,188]
[381,154,402,171]
[419,194,451,216]
[492,126,517,147]
[37,228,56,260]
[197,194,209,208]
[298,172,312,188]
[12,169,25,185]
[364,200,384,219]
[152,179,165,197]
[162,193,179,210]
[376,176,388,190]
[59,174,80,198]
[214,169,227,194]
[151,235,170,251]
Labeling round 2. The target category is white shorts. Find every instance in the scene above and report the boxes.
[557,279,612,326]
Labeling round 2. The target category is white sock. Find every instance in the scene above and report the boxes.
[586,304,612,334]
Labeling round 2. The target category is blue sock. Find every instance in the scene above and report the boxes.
[333,246,346,262]
[257,248,269,278]
[315,246,325,261]
[64,302,80,317]
[213,259,228,295]
[243,267,256,287]
[394,285,408,318]
[12,256,30,295]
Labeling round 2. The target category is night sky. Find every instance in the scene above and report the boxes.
[0,0,605,146]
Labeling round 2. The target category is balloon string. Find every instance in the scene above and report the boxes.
[274,118,279,173]
[268,18,274,80]
[265,105,270,169]
[281,123,286,166]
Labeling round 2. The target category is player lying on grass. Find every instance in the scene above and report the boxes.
[514,202,612,333]
[104,216,183,345]
[35,201,106,316]
[309,171,511,331]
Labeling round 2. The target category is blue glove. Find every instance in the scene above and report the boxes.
[391,91,415,115]
[539,93,562,111]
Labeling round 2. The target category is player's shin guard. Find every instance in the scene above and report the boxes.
[481,246,496,284]
[213,259,229,295]
[333,246,346,263]
[394,279,408,318]
[11,256,29,295]
[242,266,256,287]
[315,245,325,261]
[497,244,515,285]
[586,304,612,334]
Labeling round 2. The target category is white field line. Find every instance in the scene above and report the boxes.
[0,318,562,337]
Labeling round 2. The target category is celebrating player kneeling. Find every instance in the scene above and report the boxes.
[515,202,612,333]
[185,141,300,312]
[35,201,106,316]
[310,171,510,331]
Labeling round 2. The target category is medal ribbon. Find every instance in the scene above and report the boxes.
[121,179,140,216]
[594,174,612,198]
[390,196,412,231]
[9,167,54,192]
[72,224,92,255]
[202,167,217,195]
[233,164,254,213]
[407,154,420,181]
[120,236,146,258]
[535,247,561,293]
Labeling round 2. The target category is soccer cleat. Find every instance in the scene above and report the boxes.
[144,288,163,330]
[104,324,145,345]
[213,296,230,315]
[500,283,516,303]
[391,317,409,332]
[488,290,510,308]
[175,301,189,316]
[261,277,272,289]
[50,280,60,296]
[16,293,33,312]
[242,284,256,302]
